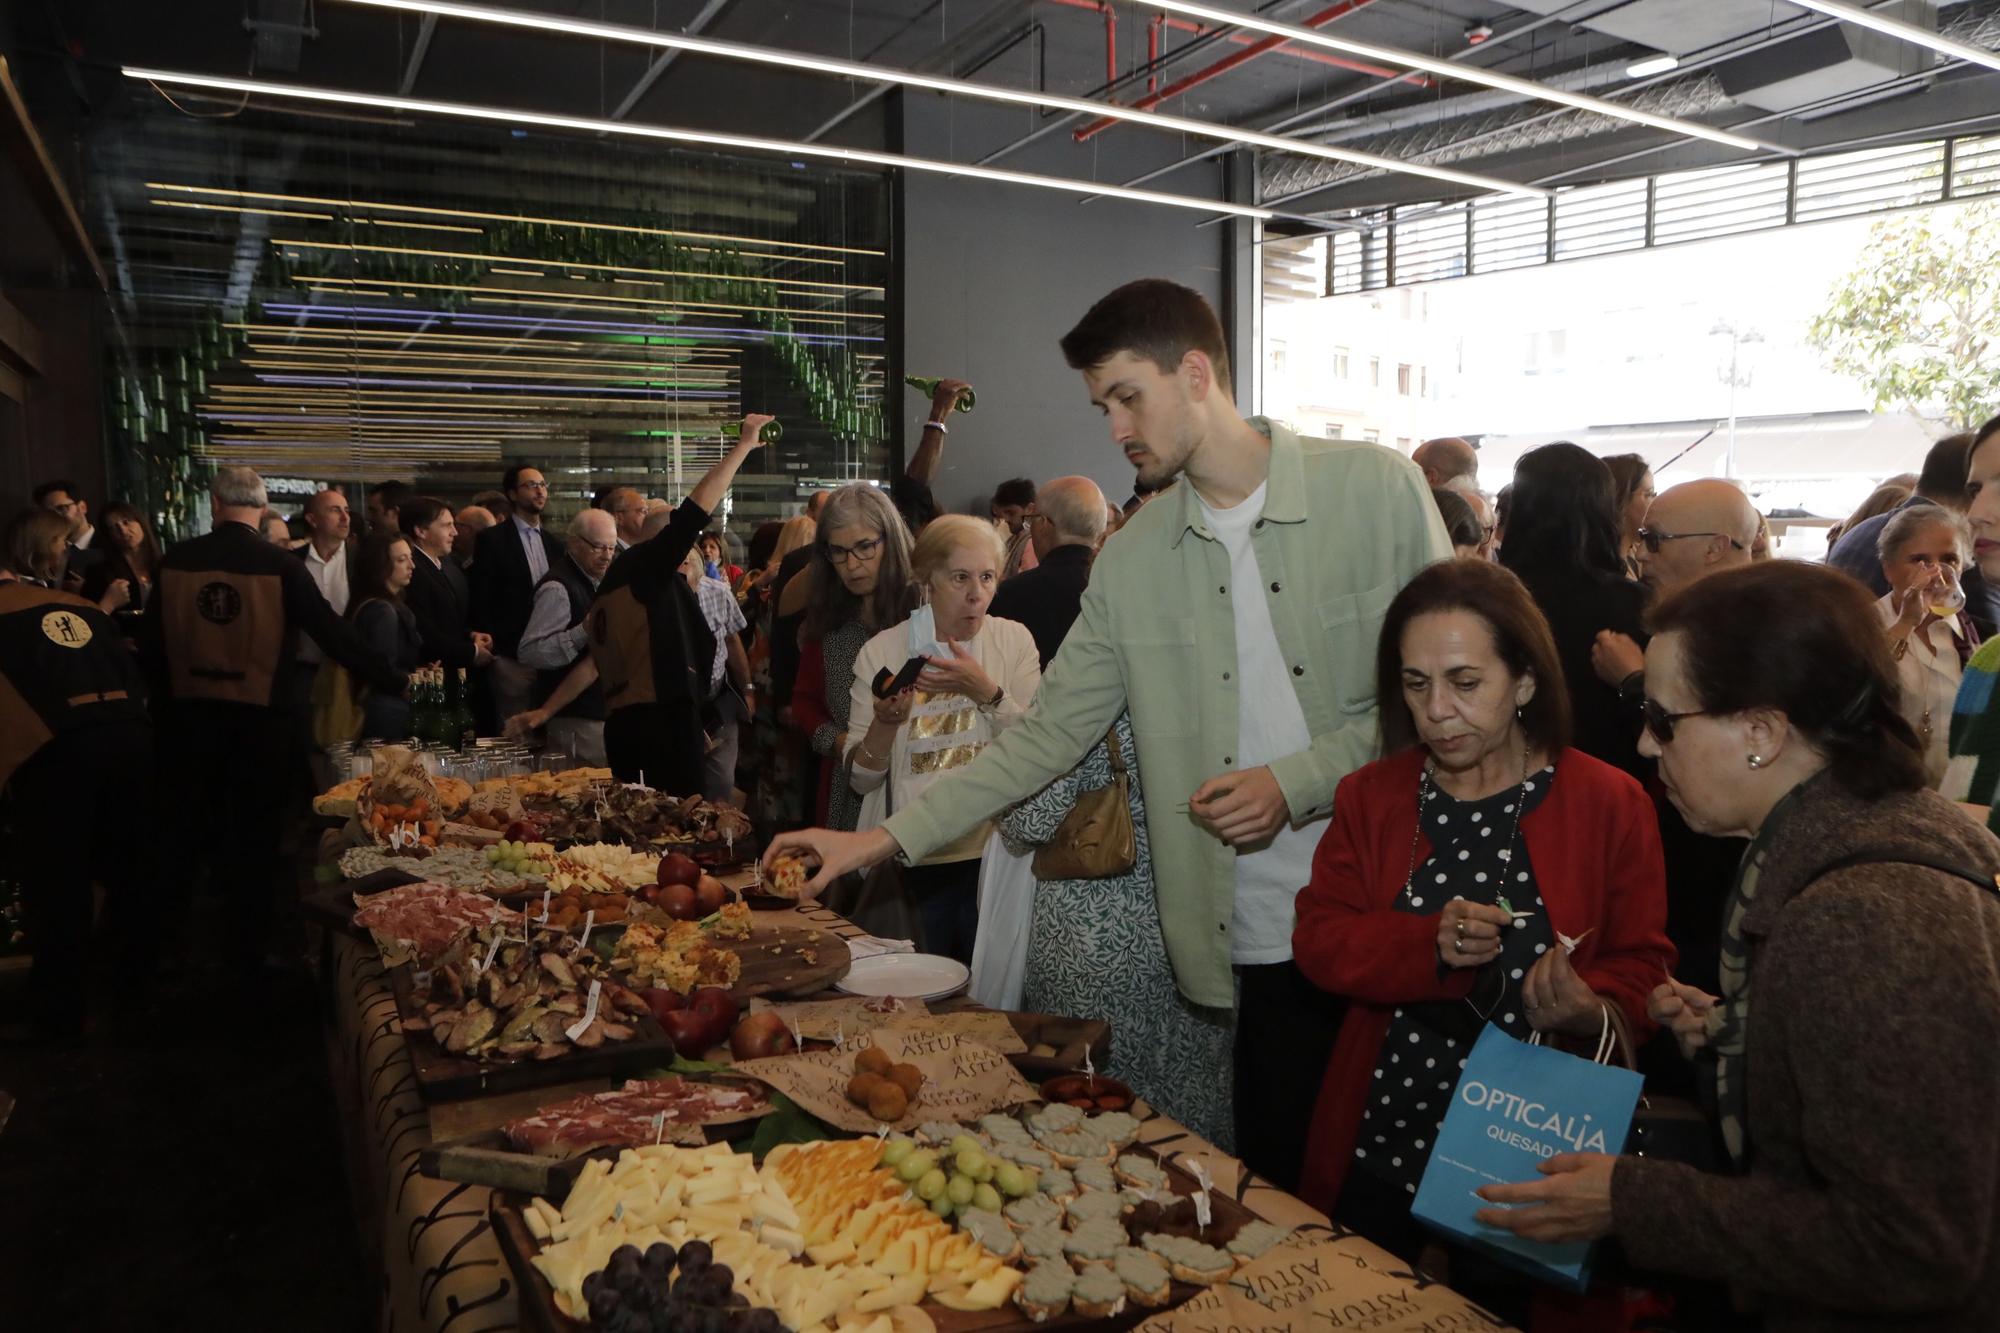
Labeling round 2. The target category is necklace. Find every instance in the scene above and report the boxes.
[1403,737,1536,1023]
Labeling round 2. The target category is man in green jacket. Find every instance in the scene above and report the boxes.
[767,279,1450,1189]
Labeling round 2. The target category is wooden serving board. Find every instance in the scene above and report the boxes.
[928,1002,1113,1084]
[387,965,674,1104]
[490,1138,1257,1333]
[731,924,852,1000]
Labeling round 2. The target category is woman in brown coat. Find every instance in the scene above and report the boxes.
[1476,561,2000,1332]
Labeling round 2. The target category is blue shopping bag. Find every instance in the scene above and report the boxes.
[1410,1020,1643,1291]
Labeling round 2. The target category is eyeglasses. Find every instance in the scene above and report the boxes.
[580,540,619,556]
[826,536,884,565]
[1637,527,1745,555]
[1641,696,1714,744]
[513,480,549,493]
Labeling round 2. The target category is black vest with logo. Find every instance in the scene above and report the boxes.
[0,581,150,789]
[534,554,606,721]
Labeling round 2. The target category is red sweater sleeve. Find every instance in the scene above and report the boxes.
[1294,769,1478,1007]
[1574,777,1676,1042]
[792,639,832,739]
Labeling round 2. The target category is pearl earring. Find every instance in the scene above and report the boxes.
[1747,754,1765,769]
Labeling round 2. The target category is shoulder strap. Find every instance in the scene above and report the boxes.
[1103,726,1127,777]
[1811,850,2000,899]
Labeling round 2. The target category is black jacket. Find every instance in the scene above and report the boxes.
[469,517,561,657]
[138,521,404,715]
[406,548,477,671]
[988,543,1093,670]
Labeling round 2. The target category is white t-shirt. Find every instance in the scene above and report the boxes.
[1197,481,1325,965]
[299,541,351,664]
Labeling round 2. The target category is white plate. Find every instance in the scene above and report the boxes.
[833,953,970,1001]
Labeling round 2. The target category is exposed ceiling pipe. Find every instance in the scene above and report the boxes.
[1071,0,1408,143]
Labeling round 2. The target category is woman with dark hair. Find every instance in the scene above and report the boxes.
[347,531,423,739]
[1293,559,1672,1289]
[1430,488,1484,558]
[1477,560,2000,1331]
[790,484,919,829]
[79,500,161,629]
[1500,442,1651,779]
[1601,453,1654,577]
[1944,414,2000,817]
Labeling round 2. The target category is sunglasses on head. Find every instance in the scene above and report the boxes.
[1636,527,1745,555]
[1642,696,1713,743]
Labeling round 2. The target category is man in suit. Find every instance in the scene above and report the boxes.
[33,478,104,590]
[403,495,491,681]
[595,484,649,552]
[988,475,1106,669]
[470,464,560,724]
[292,487,355,773]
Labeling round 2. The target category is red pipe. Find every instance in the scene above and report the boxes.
[1153,13,1399,74]
[1148,15,1160,94]
[1070,0,1421,143]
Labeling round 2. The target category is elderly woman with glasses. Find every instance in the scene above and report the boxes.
[791,484,920,830]
[1477,561,2000,1332]
[1292,558,1672,1314]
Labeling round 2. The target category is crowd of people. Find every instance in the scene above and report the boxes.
[6,275,2000,1330]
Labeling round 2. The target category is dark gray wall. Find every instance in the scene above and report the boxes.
[894,90,1237,517]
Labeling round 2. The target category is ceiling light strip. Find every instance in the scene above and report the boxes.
[296,273,870,320]
[1786,0,2000,73]
[335,0,1545,197]
[1142,0,1785,154]
[125,69,1282,219]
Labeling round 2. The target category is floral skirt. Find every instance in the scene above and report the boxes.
[1022,874,1237,1151]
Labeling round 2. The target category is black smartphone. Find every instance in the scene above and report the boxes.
[871,654,928,698]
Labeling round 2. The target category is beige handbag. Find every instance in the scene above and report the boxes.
[1031,728,1137,881]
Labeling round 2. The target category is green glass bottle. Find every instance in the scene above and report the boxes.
[727,419,782,443]
[904,375,975,413]
[452,667,478,750]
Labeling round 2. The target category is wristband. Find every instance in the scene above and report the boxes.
[923,419,949,435]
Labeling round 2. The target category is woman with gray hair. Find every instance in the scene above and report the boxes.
[792,483,919,830]
[1876,502,1977,786]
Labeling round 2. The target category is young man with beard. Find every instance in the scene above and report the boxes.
[766,279,1449,1188]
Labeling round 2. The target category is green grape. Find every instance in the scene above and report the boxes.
[972,1183,1002,1213]
[916,1169,947,1202]
[970,1159,995,1184]
[945,1174,974,1207]
[881,1138,915,1168]
[929,1192,954,1218]
[954,1148,987,1178]
[993,1163,1028,1198]
[949,1135,983,1159]
[485,846,503,864]
[895,1155,928,1183]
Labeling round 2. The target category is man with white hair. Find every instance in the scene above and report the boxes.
[512,508,619,766]
[988,475,1108,668]
[1411,436,1480,493]
[452,503,494,567]
[139,465,406,994]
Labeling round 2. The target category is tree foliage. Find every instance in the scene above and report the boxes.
[1807,199,2000,429]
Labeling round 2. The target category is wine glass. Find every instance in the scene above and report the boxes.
[1928,562,1967,619]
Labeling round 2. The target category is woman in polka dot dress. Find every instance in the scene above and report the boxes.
[1290,561,1673,1284]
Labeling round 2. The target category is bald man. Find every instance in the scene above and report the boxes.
[1412,437,1479,493]
[989,475,1107,668]
[453,504,494,566]
[1590,480,1758,692]
[1464,490,1497,561]
[514,508,619,764]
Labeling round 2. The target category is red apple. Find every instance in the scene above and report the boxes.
[658,882,699,920]
[689,986,737,1042]
[505,820,538,843]
[642,987,687,1027]
[729,1011,796,1061]
[656,851,700,888]
[694,875,728,916]
[660,1008,716,1058]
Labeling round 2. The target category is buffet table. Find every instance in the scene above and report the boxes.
[318,897,1510,1333]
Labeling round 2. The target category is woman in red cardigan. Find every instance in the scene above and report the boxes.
[1293,558,1673,1268]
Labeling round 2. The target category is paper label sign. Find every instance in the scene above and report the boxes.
[749,997,1026,1054]
[1136,1229,1518,1332]
[732,1027,1038,1134]
[565,978,603,1042]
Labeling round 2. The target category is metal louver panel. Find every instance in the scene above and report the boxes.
[1652,161,1790,244]
[1330,230,1365,295]
[1393,204,1469,285]
[1950,132,2000,198]
[1470,193,1548,274]
[1262,234,1324,305]
[1795,142,1947,222]
[1553,178,1649,260]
